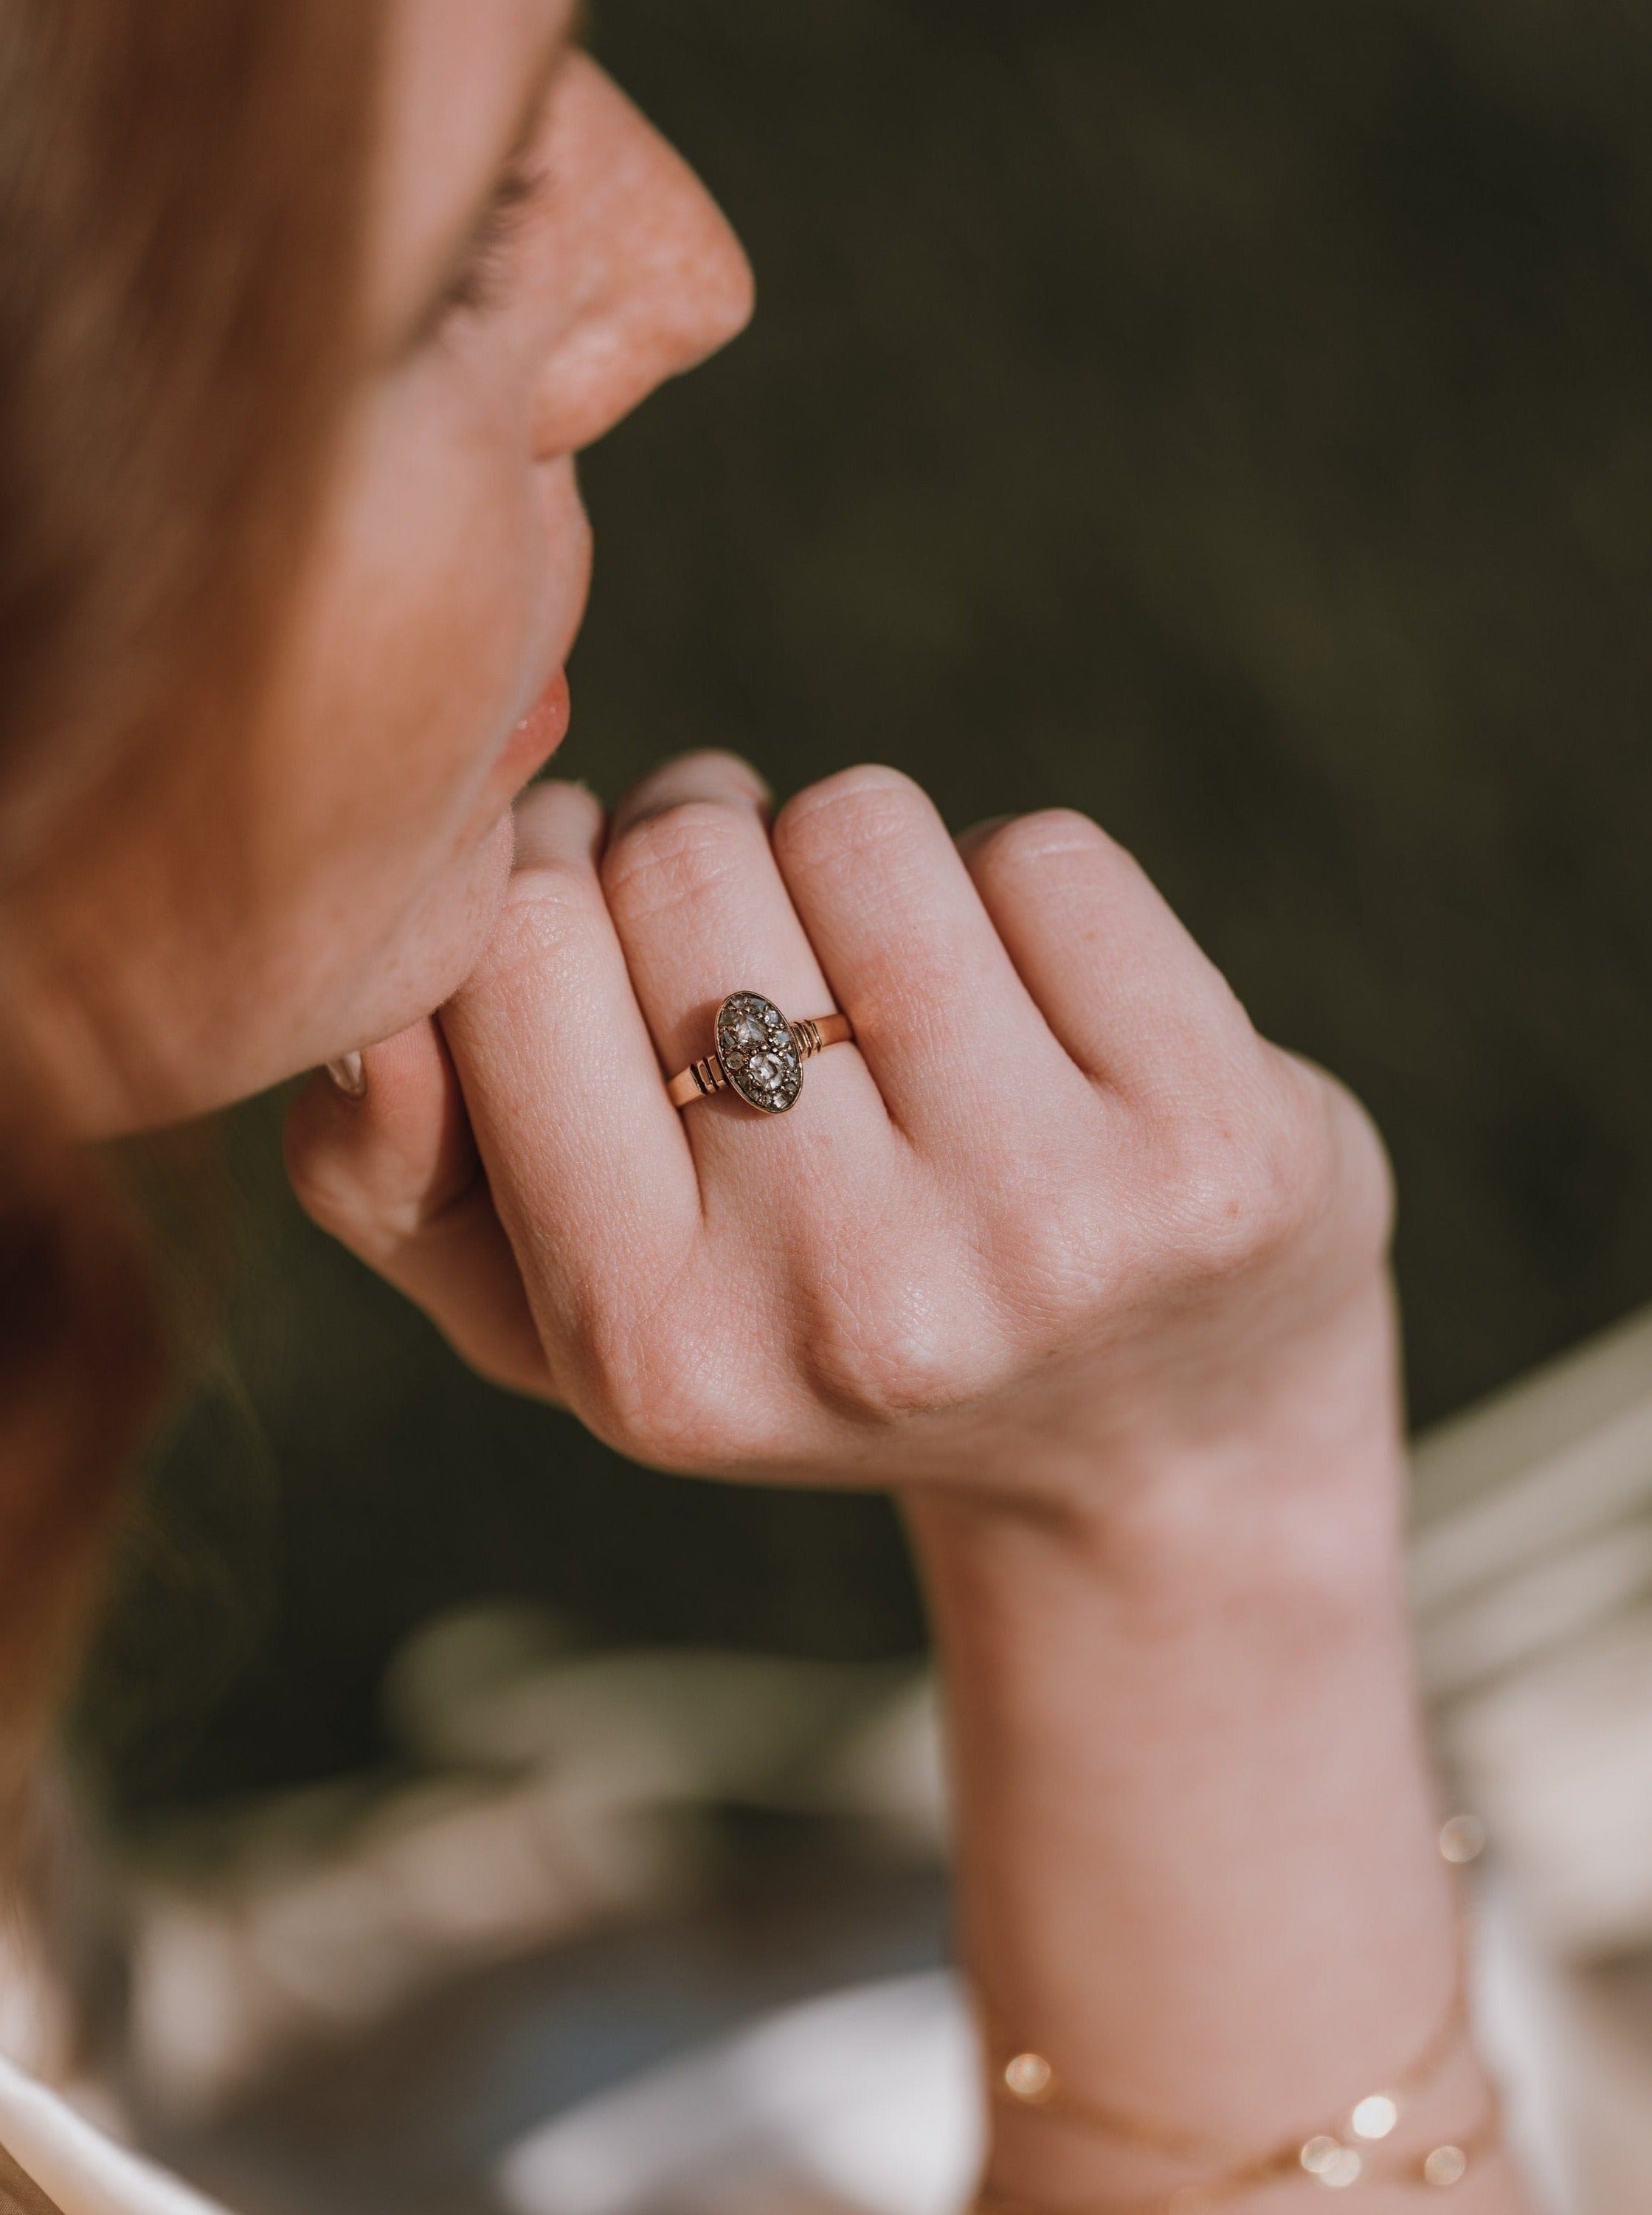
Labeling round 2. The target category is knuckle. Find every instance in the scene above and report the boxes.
[477,859,594,989]
[972,806,1124,880]
[601,798,749,925]
[774,764,935,879]
[801,1261,1004,1426]
[283,1133,351,1237]
[283,1130,392,1253]
[512,778,604,863]
[973,806,1110,877]
[283,1126,424,1256]
[1154,1058,1349,1281]
[1315,1066,1397,1257]
[585,1323,777,1475]
[637,747,767,798]
[812,1339,970,1427]
[559,1264,784,1475]
[590,1274,1003,1461]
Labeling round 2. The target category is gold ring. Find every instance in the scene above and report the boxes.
[666,991,854,1115]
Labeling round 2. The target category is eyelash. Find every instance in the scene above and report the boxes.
[438,159,547,325]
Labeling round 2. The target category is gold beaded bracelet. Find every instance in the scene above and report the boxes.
[971,2087,1502,2212]
[977,1818,1497,2202]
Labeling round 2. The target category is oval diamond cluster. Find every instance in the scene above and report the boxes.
[716,992,803,1113]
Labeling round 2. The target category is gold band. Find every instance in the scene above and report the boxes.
[666,992,854,1114]
[790,1012,855,1058]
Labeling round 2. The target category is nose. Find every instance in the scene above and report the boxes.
[530,57,756,459]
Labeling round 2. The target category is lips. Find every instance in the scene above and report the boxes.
[494,666,573,793]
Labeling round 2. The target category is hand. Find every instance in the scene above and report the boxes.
[286,752,1397,1521]
[287,765,1512,2215]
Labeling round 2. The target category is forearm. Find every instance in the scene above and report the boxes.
[907,1434,1531,2212]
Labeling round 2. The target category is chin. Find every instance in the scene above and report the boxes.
[63,817,522,1138]
[317,810,519,1066]
[188,812,520,1121]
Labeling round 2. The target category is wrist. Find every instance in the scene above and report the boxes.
[910,1271,1408,1619]
[908,1416,1408,1640]
[905,1468,1409,1701]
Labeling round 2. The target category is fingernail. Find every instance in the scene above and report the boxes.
[325,1052,366,1099]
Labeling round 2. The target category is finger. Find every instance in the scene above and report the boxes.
[772,766,1082,1143]
[284,1018,550,1395]
[960,808,1255,1098]
[438,778,704,1372]
[607,747,773,840]
[599,750,888,1149]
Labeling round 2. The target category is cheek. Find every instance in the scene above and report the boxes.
[218,363,590,1074]
[263,365,579,915]
[307,407,539,840]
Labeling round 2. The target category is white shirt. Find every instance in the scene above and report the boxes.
[0,2059,229,2215]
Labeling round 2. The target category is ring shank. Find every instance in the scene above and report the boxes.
[666,1009,853,1109]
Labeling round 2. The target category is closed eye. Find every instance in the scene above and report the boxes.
[435,156,548,325]
[412,0,592,349]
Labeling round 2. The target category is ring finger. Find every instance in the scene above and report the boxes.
[599,751,888,1181]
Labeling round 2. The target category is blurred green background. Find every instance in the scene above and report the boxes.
[81,0,1652,1822]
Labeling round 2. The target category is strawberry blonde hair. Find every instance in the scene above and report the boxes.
[0,1,384,1804]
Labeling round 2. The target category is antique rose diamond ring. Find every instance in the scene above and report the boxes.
[666,992,855,1115]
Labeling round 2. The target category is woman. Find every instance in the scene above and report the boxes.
[0,2,1529,2211]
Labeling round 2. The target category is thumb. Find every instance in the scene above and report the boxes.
[283,1015,553,1397]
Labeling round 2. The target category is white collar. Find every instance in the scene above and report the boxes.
[0,2056,231,2215]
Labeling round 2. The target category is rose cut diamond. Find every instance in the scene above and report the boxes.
[715,992,804,1113]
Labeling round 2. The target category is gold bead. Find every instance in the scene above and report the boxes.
[1302,2138,1363,2185]
[1003,2051,1054,2102]
[1423,2144,1470,2188]
[1439,1814,1487,1865]
[1350,2093,1400,2140]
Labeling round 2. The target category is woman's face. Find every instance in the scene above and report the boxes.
[22,0,753,1134]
